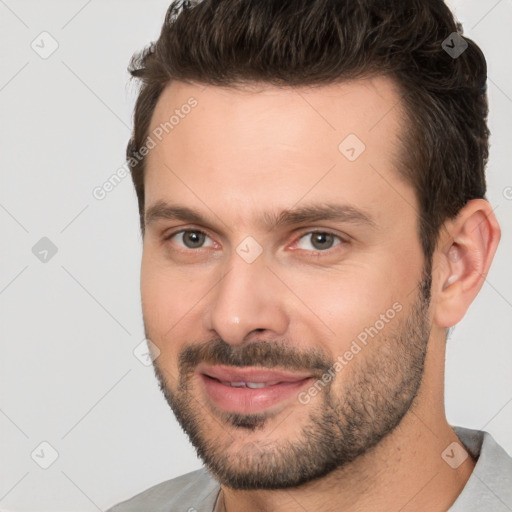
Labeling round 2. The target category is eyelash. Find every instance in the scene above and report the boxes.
[163,228,348,257]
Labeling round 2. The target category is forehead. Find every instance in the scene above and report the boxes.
[148,76,405,150]
[144,76,413,230]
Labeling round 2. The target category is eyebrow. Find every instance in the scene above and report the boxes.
[144,200,376,232]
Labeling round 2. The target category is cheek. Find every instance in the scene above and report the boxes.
[141,252,218,356]
[280,261,407,346]
[140,269,190,376]
[140,254,194,337]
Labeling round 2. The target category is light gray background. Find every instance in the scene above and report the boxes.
[0,1,511,510]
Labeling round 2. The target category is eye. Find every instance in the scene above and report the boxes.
[164,228,347,255]
[165,229,215,250]
[294,230,344,253]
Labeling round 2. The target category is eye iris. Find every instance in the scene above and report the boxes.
[311,233,334,250]
[183,231,205,248]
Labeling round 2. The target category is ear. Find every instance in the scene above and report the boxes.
[433,199,501,328]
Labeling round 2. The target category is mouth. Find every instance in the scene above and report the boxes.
[196,364,315,414]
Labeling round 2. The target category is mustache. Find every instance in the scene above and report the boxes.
[178,337,333,378]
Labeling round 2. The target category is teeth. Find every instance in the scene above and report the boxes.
[246,382,267,389]
[221,381,272,388]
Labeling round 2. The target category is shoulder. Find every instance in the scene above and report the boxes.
[450,426,512,511]
[106,467,221,512]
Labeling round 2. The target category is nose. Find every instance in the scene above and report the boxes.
[202,250,289,346]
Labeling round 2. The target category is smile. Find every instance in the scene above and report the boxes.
[196,364,314,414]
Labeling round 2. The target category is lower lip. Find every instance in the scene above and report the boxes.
[199,374,313,414]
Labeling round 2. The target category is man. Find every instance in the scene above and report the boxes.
[108,0,511,510]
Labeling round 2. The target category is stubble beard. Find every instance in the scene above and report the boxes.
[150,270,432,490]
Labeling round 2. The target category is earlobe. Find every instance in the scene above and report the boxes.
[433,199,501,328]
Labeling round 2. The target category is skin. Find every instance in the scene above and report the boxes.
[140,76,500,512]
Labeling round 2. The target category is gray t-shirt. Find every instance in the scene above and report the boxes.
[106,426,512,511]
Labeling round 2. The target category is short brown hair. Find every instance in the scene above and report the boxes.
[127,0,489,263]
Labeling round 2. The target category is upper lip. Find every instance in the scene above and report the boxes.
[198,364,313,384]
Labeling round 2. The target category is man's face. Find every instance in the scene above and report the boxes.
[141,77,432,489]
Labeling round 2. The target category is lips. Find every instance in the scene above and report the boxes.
[197,364,314,414]
[199,364,312,385]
